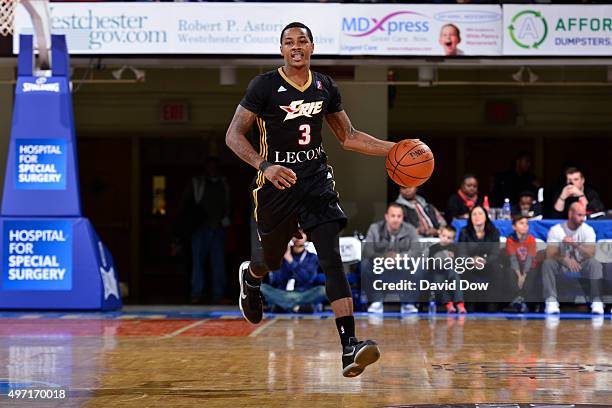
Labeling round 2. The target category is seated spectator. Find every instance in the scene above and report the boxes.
[395,186,446,237]
[427,225,465,314]
[446,174,483,222]
[260,232,326,313]
[505,215,538,313]
[552,167,604,219]
[491,151,538,207]
[362,203,419,314]
[542,202,604,315]
[511,190,543,219]
[457,205,503,309]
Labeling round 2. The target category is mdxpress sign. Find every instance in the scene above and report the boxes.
[340,5,502,56]
[2,220,73,291]
[13,2,339,55]
[504,5,612,55]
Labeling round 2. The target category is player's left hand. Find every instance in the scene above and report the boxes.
[264,164,297,190]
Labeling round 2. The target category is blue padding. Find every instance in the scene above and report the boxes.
[453,219,612,240]
[0,217,121,310]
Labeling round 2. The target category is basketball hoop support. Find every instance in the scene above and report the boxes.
[1,0,50,70]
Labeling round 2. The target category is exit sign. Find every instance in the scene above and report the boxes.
[160,101,189,123]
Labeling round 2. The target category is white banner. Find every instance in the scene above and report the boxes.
[339,4,502,56]
[503,5,612,56]
[13,2,341,55]
[20,3,612,57]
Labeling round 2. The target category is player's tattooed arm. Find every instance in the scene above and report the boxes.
[325,111,416,156]
[226,105,265,169]
[226,105,296,189]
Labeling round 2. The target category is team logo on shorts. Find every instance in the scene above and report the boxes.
[280,100,324,121]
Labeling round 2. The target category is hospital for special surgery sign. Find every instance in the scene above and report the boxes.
[504,5,612,55]
[2,220,73,291]
[15,139,66,190]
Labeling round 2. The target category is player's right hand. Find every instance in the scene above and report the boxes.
[264,165,297,190]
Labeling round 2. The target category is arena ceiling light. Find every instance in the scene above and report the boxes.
[220,66,237,86]
[417,66,436,87]
[511,66,538,83]
[511,66,525,82]
[111,65,146,82]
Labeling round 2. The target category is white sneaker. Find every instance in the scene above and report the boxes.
[591,301,604,315]
[367,301,384,314]
[400,303,418,314]
[545,299,560,314]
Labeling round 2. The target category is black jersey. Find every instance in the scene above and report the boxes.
[239,67,343,179]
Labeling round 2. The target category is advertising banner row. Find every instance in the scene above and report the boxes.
[13,3,612,57]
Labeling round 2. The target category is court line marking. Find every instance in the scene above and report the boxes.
[161,319,208,339]
[248,318,277,337]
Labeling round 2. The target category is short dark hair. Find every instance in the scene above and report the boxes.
[565,166,583,177]
[512,215,529,225]
[518,190,536,200]
[387,202,404,213]
[462,173,477,184]
[280,22,314,44]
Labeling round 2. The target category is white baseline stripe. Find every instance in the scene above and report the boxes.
[162,319,207,339]
[248,318,277,338]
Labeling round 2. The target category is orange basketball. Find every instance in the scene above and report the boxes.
[386,139,435,187]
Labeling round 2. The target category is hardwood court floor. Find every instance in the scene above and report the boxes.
[0,313,611,407]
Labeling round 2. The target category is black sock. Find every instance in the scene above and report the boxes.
[245,267,262,287]
[335,316,355,348]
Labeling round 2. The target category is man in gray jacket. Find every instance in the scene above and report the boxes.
[362,203,420,314]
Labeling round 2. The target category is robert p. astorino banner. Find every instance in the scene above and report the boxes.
[504,5,612,56]
[339,4,502,56]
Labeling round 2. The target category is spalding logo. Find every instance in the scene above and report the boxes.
[408,147,430,160]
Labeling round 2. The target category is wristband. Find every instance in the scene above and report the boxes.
[258,160,273,172]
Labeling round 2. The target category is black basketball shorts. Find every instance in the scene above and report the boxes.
[250,167,347,265]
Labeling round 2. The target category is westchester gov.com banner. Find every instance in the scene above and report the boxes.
[13,2,341,55]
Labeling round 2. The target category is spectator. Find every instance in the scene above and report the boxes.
[439,24,463,56]
[395,186,446,237]
[552,167,604,219]
[427,225,465,313]
[511,190,543,219]
[363,203,419,314]
[457,205,502,309]
[542,202,604,315]
[260,233,326,313]
[179,157,230,304]
[446,174,483,222]
[491,151,538,207]
[505,215,538,313]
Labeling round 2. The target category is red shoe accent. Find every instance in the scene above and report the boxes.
[445,302,456,313]
[456,302,467,314]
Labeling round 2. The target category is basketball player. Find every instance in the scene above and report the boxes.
[226,22,415,377]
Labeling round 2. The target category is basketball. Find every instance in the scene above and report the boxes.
[386,139,435,187]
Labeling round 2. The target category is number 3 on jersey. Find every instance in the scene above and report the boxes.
[298,124,311,146]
